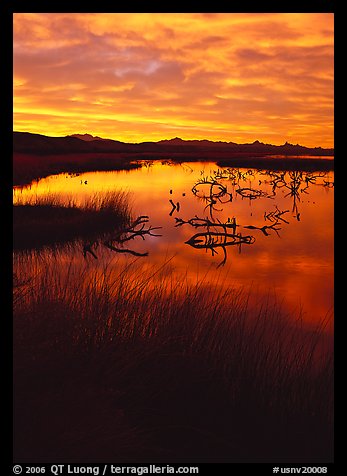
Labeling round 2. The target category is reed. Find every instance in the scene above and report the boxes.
[13,191,132,251]
[13,154,141,186]
[13,256,334,463]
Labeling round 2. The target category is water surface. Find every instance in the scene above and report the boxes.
[13,161,334,330]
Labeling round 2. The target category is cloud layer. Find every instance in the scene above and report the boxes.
[13,13,334,147]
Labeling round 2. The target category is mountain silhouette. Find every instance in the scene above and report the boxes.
[69,133,109,142]
[13,132,334,156]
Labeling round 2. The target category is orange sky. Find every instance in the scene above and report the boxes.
[13,13,334,148]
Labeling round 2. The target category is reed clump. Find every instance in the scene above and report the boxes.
[13,257,334,463]
[13,191,132,251]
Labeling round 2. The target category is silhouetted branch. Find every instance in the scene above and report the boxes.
[204,198,223,215]
[264,205,289,224]
[82,215,161,259]
[243,221,281,237]
[185,230,255,267]
[192,179,228,199]
[109,215,162,243]
[236,187,269,200]
[175,215,239,233]
[169,199,181,216]
[186,231,255,248]
[117,225,162,243]
[191,176,233,217]
[103,242,149,256]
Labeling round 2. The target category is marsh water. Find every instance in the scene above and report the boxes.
[13,160,334,330]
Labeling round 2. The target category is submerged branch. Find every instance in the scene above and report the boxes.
[243,222,281,237]
[103,241,149,257]
[175,215,239,233]
[84,215,162,259]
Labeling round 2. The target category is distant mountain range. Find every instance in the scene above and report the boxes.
[70,133,109,142]
[13,131,334,156]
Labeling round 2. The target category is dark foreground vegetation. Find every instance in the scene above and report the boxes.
[13,192,131,251]
[13,257,334,463]
[13,131,334,186]
[216,156,334,172]
[13,131,334,157]
[13,151,333,187]
[13,152,141,186]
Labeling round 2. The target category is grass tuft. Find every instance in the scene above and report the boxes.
[13,191,132,251]
[13,257,334,463]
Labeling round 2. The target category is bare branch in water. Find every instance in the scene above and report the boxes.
[191,175,233,218]
[103,242,149,257]
[264,205,290,224]
[185,230,255,267]
[243,221,282,237]
[82,215,161,259]
[236,187,269,200]
[175,215,239,233]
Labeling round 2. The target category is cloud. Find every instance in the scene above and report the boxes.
[13,13,334,147]
[236,48,273,62]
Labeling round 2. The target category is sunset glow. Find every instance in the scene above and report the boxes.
[13,13,334,147]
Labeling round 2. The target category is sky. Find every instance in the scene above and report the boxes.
[13,13,334,148]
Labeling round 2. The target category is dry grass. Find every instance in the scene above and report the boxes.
[13,256,334,463]
[13,192,132,251]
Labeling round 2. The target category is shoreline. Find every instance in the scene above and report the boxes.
[13,152,334,187]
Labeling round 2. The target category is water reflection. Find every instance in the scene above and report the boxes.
[13,161,334,327]
[99,215,161,258]
[170,167,333,267]
[186,230,255,268]
[192,176,233,216]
